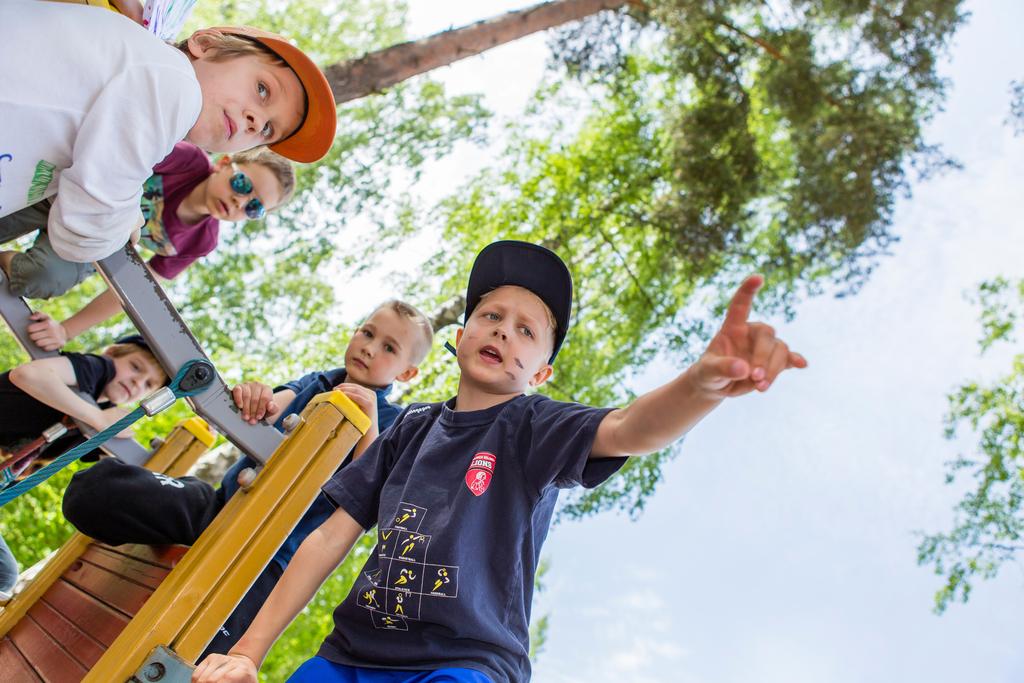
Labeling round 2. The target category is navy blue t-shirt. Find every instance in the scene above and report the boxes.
[318,394,626,683]
[0,352,114,446]
[218,368,401,570]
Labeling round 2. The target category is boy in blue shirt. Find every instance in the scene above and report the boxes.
[61,300,434,658]
[192,240,808,683]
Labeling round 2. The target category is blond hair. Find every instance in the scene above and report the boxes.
[371,300,434,365]
[231,148,297,209]
[104,344,169,386]
[177,33,287,68]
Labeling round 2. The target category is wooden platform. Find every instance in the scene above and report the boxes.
[0,543,187,682]
[0,394,365,681]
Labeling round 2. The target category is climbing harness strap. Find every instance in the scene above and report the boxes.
[0,359,215,508]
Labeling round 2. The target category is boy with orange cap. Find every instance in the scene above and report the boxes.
[0,0,336,265]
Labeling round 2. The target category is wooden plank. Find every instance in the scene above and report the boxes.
[43,581,130,647]
[62,558,153,618]
[9,614,87,682]
[0,636,42,682]
[29,599,105,670]
[0,535,92,642]
[79,547,172,590]
[99,543,188,570]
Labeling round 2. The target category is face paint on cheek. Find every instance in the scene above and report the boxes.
[505,371,516,381]
[514,358,524,369]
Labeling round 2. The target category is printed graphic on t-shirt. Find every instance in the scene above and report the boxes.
[139,174,178,256]
[465,451,496,496]
[27,159,56,204]
[392,503,426,530]
[356,500,460,630]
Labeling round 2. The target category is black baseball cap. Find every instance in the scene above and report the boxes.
[463,240,573,363]
[114,334,152,353]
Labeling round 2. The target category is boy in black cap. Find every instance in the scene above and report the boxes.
[1,333,167,456]
[0,333,166,600]
[193,240,807,683]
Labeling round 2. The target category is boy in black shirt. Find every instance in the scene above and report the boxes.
[193,241,807,683]
[1,334,167,456]
[0,334,166,600]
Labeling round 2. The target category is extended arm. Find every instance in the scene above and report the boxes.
[592,368,722,458]
[8,357,119,432]
[592,275,807,458]
[191,506,365,682]
[30,259,171,351]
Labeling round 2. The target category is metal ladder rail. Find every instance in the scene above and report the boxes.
[96,245,282,464]
[0,270,150,465]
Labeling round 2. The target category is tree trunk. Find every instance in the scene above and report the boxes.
[324,0,632,104]
[428,295,466,332]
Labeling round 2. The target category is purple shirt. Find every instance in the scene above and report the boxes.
[140,142,218,280]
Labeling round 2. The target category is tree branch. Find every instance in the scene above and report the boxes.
[324,0,633,104]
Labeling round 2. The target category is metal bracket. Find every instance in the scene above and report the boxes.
[129,645,194,683]
[41,422,69,443]
[140,387,177,417]
[96,246,282,464]
[179,360,215,393]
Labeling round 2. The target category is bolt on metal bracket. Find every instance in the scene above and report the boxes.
[130,645,194,682]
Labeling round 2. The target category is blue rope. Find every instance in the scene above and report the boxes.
[0,360,210,508]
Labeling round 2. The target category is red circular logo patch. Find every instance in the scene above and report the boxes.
[465,451,496,497]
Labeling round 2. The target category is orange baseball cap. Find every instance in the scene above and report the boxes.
[216,26,337,163]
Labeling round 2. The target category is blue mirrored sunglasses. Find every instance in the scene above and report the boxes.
[229,163,266,220]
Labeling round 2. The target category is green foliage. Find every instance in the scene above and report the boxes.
[554,0,965,303]
[394,0,966,519]
[1,464,85,571]
[187,0,408,62]
[918,278,1024,613]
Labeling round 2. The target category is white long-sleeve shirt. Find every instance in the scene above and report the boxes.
[0,1,202,262]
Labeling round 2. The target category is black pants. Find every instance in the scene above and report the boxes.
[0,198,96,299]
[63,458,283,656]
[63,457,221,546]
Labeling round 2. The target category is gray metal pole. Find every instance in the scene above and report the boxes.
[95,246,281,464]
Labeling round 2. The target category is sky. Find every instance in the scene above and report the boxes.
[396,2,1024,682]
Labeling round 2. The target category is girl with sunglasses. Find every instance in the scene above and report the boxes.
[14,143,296,352]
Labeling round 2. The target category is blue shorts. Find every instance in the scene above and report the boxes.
[286,657,492,683]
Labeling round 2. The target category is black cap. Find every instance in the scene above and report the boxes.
[114,334,151,353]
[464,240,572,363]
